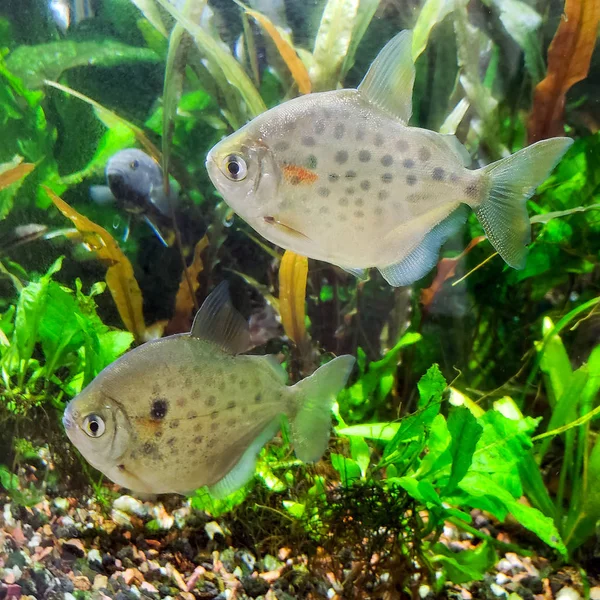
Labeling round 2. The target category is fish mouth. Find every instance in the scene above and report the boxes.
[62,403,76,432]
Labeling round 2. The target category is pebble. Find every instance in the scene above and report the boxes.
[556,587,581,600]
[490,583,507,597]
[205,521,224,540]
[590,587,600,600]
[93,574,109,590]
[113,496,149,518]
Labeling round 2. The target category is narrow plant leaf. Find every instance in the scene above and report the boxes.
[168,236,209,334]
[490,0,544,83]
[6,40,159,89]
[130,0,169,37]
[310,0,360,91]
[245,7,311,94]
[0,159,35,191]
[278,250,308,346]
[44,80,161,161]
[527,0,600,142]
[153,0,266,118]
[340,0,380,79]
[43,187,146,343]
[412,0,468,62]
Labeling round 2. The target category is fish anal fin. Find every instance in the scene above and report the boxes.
[208,418,281,499]
[357,30,415,124]
[339,266,369,281]
[378,205,468,287]
[191,282,251,354]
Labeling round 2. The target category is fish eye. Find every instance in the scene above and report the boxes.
[82,414,106,438]
[223,154,247,181]
[130,159,140,170]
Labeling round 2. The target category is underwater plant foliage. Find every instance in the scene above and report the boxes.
[0,0,599,592]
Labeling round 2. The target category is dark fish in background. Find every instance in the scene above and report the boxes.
[49,0,95,32]
[90,149,180,247]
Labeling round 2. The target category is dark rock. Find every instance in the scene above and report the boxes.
[116,546,135,562]
[521,575,544,594]
[6,552,28,569]
[55,525,78,539]
[241,575,269,597]
[18,578,37,596]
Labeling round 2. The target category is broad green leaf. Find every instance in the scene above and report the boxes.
[14,257,63,365]
[6,40,160,88]
[392,477,442,508]
[445,407,483,492]
[349,436,371,477]
[537,316,573,408]
[417,363,446,408]
[418,413,451,479]
[98,331,134,369]
[191,485,250,517]
[459,472,566,555]
[331,453,362,485]
[38,282,85,376]
[60,120,135,186]
[432,540,496,584]
[337,422,400,441]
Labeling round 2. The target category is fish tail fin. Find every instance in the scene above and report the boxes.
[290,355,355,462]
[473,137,573,269]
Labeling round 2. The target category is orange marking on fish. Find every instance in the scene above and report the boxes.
[282,164,319,185]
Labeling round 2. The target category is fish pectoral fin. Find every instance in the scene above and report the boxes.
[263,216,310,239]
[208,418,281,499]
[143,215,170,247]
[191,281,251,354]
[378,205,469,287]
[357,29,415,124]
[338,266,369,281]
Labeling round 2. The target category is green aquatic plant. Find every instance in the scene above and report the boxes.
[0,257,133,412]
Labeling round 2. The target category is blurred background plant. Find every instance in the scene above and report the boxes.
[0,0,599,591]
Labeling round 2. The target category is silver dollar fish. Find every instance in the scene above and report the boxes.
[62,283,354,497]
[206,30,573,286]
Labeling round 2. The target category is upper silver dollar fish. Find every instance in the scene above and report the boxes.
[90,149,179,246]
[62,283,354,497]
[206,30,573,287]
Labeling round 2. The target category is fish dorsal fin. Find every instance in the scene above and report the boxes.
[357,30,415,124]
[440,134,472,167]
[191,282,250,354]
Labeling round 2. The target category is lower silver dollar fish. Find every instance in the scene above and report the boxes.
[90,149,179,246]
[62,283,355,497]
[206,30,573,287]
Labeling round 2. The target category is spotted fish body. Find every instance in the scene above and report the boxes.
[207,30,573,286]
[62,283,354,497]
